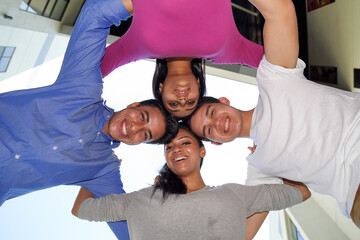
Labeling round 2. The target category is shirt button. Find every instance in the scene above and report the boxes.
[97,132,101,135]
[107,115,110,119]
[79,139,83,143]
[15,154,20,159]
[52,146,58,150]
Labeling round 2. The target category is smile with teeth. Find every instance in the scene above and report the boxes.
[224,117,230,132]
[120,120,129,137]
[175,89,190,96]
[174,156,187,162]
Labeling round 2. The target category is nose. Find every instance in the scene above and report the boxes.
[178,96,187,106]
[172,144,183,154]
[130,121,145,134]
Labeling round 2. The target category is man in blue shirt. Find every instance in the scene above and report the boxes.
[0,0,177,239]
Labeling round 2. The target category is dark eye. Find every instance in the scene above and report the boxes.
[210,110,214,117]
[182,141,191,146]
[141,112,145,121]
[144,132,147,141]
[165,145,173,151]
[187,100,195,105]
[169,102,178,107]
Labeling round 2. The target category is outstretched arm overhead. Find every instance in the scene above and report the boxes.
[249,0,299,68]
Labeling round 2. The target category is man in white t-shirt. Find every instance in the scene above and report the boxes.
[189,0,360,228]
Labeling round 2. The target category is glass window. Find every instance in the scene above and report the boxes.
[19,0,69,21]
[0,47,16,73]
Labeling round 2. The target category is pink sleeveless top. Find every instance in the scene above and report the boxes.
[101,0,264,77]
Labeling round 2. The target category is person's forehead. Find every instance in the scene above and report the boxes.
[172,129,196,142]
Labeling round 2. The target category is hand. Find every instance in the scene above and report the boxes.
[248,142,257,154]
[113,151,123,163]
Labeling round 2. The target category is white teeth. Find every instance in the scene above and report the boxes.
[225,118,229,131]
[122,123,127,136]
[174,156,187,162]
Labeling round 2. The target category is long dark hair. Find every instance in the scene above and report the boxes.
[153,124,204,202]
[152,58,206,103]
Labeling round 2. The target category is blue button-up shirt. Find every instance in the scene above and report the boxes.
[0,0,130,239]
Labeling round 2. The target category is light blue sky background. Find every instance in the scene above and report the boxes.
[0,58,265,239]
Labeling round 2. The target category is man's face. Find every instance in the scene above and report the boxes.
[106,105,166,145]
[190,102,241,143]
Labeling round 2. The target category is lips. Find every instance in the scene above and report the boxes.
[174,155,187,163]
[120,119,129,138]
[174,89,190,97]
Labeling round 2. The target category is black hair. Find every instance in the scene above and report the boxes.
[138,99,179,144]
[152,58,206,107]
[153,124,204,202]
[185,96,220,136]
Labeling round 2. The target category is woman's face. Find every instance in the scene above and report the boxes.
[159,73,200,118]
[164,128,205,178]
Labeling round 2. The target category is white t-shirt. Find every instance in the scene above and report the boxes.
[246,56,360,217]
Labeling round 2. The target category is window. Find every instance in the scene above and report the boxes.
[0,47,15,73]
[354,68,360,88]
[19,0,69,21]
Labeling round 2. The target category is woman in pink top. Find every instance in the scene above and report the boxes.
[101,0,264,118]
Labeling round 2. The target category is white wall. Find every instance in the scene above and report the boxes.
[307,0,360,91]
[0,25,69,81]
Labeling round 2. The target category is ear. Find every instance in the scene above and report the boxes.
[218,97,230,105]
[211,141,223,146]
[200,146,206,158]
[127,102,140,108]
[159,83,163,94]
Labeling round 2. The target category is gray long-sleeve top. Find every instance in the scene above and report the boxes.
[79,183,303,239]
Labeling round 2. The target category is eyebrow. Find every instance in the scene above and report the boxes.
[145,111,150,123]
[144,110,152,140]
[202,105,212,137]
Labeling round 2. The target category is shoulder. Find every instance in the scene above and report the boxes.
[257,56,306,82]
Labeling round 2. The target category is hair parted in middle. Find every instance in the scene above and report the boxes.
[152,58,206,110]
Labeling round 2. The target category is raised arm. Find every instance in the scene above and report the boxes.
[249,0,299,68]
[55,0,131,85]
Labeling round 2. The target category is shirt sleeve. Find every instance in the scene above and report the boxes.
[78,193,130,221]
[256,56,306,83]
[243,184,303,217]
[80,167,129,240]
[55,0,131,85]
[245,163,283,185]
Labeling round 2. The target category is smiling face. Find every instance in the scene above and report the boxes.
[160,73,200,118]
[164,128,205,178]
[105,105,166,145]
[190,102,242,143]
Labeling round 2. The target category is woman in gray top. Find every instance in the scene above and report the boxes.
[72,125,310,240]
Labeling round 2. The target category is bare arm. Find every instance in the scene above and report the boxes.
[246,212,269,240]
[122,0,133,15]
[249,0,299,68]
[72,187,95,217]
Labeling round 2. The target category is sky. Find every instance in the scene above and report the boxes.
[0,57,266,239]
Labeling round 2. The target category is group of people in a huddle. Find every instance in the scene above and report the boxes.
[1,0,359,239]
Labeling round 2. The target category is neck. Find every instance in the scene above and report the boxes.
[181,173,206,193]
[102,119,110,135]
[166,57,194,75]
[238,108,254,138]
